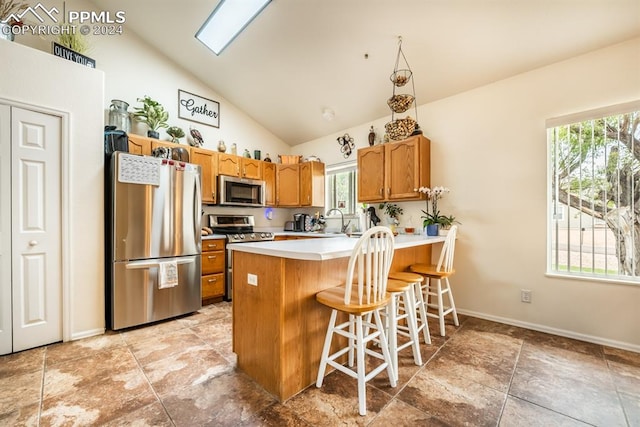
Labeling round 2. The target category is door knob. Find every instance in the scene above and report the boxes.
[29,240,38,246]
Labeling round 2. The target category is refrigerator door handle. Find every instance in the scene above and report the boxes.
[125,258,195,270]
[194,171,202,238]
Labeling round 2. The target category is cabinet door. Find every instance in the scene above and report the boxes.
[300,162,325,207]
[218,154,241,177]
[190,148,217,204]
[263,162,276,206]
[242,158,262,179]
[128,134,151,156]
[276,164,300,207]
[358,146,385,202]
[385,138,421,200]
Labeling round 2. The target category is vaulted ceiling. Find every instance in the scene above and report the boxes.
[91,0,640,145]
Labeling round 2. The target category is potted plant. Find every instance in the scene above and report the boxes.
[57,26,90,54]
[379,202,403,234]
[133,96,169,139]
[0,0,27,41]
[416,186,457,236]
[166,126,185,143]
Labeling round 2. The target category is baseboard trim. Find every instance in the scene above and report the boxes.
[457,309,640,354]
[69,328,105,341]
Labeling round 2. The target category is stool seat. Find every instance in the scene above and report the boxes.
[409,264,455,278]
[316,285,391,314]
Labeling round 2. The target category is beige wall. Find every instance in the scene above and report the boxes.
[295,37,640,350]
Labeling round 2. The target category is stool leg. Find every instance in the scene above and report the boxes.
[413,281,431,345]
[373,309,397,388]
[316,309,338,387]
[355,315,367,416]
[388,293,399,382]
[445,277,459,326]
[437,279,446,336]
[403,287,423,367]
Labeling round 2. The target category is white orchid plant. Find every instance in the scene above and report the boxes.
[415,186,457,227]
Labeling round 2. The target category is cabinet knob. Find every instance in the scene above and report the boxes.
[208,255,217,259]
[208,278,217,283]
[29,240,38,246]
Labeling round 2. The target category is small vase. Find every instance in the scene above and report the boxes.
[426,224,439,236]
[218,140,227,152]
[147,130,159,139]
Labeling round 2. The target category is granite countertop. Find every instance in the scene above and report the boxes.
[227,234,446,261]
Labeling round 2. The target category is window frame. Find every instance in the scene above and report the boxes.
[546,100,640,286]
[325,161,358,217]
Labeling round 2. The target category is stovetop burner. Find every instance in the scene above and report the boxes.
[208,214,274,243]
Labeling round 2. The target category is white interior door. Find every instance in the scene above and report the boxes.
[0,105,11,355]
[11,107,62,352]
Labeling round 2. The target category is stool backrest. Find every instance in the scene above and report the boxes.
[344,226,395,306]
[436,225,458,273]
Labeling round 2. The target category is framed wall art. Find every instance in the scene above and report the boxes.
[178,89,220,128]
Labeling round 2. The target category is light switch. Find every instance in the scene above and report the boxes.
[247,273,258,286]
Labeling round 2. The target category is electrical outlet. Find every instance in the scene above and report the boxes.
[247,273,258,286]
[521,289,532,303]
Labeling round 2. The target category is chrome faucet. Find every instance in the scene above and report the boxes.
[325,208,347,233]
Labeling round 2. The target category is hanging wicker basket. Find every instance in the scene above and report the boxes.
[387,94,414,113]
[390,69,412,87]
[385,116,416,141]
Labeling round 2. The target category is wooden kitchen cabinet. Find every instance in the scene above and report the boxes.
[201,238,225,304]
[128,134,151,156]
[276,164,300,207]
[358,135,430,202]
[218,154,263,179]
[263,162,276,206]
[300,161,325,207]
[190,147,218,205]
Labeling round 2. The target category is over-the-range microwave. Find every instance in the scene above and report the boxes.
[218,175,265,207]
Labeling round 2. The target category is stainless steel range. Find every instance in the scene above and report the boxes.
[208,214,274,300]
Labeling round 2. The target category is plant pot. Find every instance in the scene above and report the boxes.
[147,130,160,139]
[0,23,15,42]
[425,224,439,236]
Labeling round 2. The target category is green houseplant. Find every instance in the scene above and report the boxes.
[166,126,185,143]
[133,96,169,138]
[416,186,458,236]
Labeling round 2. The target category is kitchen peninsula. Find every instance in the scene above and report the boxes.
[229,234,446,401]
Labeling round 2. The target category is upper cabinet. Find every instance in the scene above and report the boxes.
[263,162,276,206]
[218,154,262,180]
[276,164,300,207]
[358,135,430,202]
[190,148,218,205]
[128,134,151,156]
[300,161,325,207]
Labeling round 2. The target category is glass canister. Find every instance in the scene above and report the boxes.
[108,99,132,133]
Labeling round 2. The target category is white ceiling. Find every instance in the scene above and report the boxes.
[91,0,640,145]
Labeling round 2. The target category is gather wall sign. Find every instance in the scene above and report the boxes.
[178,89,220,128]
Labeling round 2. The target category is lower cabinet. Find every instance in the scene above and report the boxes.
[201,238,225,304]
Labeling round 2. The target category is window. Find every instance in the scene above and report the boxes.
[547,101,640,283]
[325,162,357,215]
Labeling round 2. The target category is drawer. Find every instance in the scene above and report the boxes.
[202,273,225,299]
[202,250,225,274]
[203,239,225,251]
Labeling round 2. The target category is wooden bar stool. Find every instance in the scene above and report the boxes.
[315,226,397,416]
[383,278,423,382]
[409,225,459,337]
[388,271,431,345]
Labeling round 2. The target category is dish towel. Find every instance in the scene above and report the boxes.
[158,260,178,289]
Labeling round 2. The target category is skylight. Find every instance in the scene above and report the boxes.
[195,0,271,55]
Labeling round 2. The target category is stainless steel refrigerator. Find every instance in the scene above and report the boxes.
[108,152,202,330]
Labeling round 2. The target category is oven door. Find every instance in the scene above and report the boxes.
[218,175,265,207]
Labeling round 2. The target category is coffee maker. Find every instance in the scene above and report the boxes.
[293,213,310,232]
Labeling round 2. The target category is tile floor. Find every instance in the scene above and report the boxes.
[1,301,639,426]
